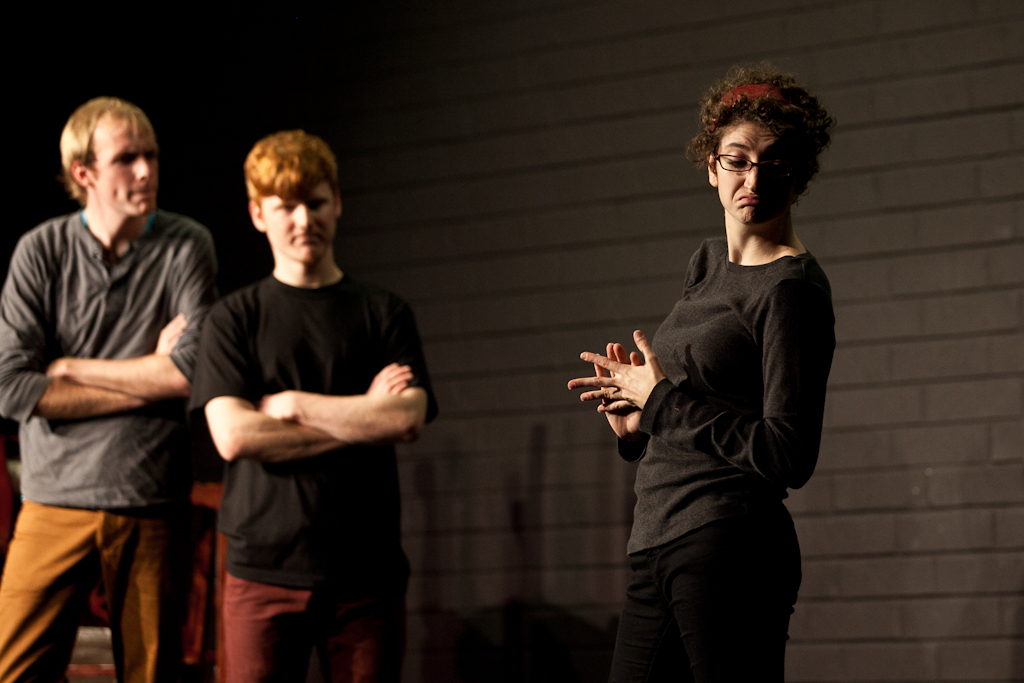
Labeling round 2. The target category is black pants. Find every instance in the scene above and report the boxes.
[608,504,801,683]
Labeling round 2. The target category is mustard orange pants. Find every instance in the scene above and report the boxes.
[0,500,187,683]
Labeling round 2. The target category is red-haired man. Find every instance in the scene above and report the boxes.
[190,130,436,682]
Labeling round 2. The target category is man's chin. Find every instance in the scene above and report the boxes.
[293,247,327,265]
[130,200,157,215]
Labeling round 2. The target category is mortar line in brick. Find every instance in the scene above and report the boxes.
[337,118,1023,199]
[341,188,1022,248]
[366,0,861,74]
[832,328,1024,352]
[431,362,641,383]
[369,0,604,41]
[800,548,1023,561]
[829,282,1024,308]
[342,109,1018,193]
[829,374,1024,393]
[348,221,714,269]
[342,187,711,237]
[341,208,719,252]
[817,148,1024,183]
[831,278,1024,303]
[796,503,1024,519]
[822,414,1023,432]
[335,66,1024,158]
[816,237,1024,268]
[345,37,1024,126]
[421,317,672,344]
[427,403,618,420]
[432,364,1024,386]
[419,314,673,341]
[817,461,1023,476]
[337,102,702,158]
[797,592,1024,603]
[787,635,1022,646]
[348,228,1021,279]
[355,7,872,86]
[396,274,691,308]
[339,163,1019,223]
[347,18,1023,117]
[338,170,1018,241]
[827,102,1024,136]
[820,420,1012,438]
[331,104,1019,178]
[792,505,1017,521]
[344,145,699,196]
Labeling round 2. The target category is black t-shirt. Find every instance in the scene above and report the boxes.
[190,276,437,593]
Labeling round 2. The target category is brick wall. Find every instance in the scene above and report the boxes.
[324,1,1024,680]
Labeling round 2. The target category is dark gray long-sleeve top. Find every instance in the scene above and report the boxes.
[0,210,217,509]
[623,237,835,554]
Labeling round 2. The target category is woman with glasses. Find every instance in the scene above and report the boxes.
[569,65,836,682]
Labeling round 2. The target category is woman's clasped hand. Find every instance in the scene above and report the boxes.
[567,330,666,441]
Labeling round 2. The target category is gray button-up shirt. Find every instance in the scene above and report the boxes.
[0,210,217,508]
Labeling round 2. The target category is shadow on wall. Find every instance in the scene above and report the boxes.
[1016,573,1024,681]
[415,425,618,683]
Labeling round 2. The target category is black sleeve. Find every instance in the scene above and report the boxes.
[639,278,835,489]
[380,296,439,423]
[188,300,260,413]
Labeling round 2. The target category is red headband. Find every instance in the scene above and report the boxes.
[721,84,788,106]
[711,84,789,131]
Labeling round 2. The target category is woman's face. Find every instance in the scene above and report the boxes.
[708,122,797,227]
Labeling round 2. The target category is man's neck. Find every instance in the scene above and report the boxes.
[83,205,150,265]
[272,256,344,289]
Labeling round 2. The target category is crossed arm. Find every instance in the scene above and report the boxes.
[33,314,191,420]
[204,363,429,463]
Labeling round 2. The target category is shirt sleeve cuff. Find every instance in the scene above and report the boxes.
[617,435,649,462]
[3,372,53,424]
[639,378,677,436]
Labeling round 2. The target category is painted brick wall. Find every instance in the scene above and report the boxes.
[323,1,1024,680]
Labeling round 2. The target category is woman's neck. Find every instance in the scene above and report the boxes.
[725,212,805,266]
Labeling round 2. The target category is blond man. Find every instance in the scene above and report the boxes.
[190,130,435,682]
[0,97,217,682]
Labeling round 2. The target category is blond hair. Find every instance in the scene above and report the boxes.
[59,97,156,205]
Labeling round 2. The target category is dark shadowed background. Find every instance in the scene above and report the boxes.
[5,2,1023,681]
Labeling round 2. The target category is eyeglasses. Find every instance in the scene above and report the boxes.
[714,154,794,178]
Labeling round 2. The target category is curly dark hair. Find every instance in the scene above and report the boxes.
[686,63,834,196]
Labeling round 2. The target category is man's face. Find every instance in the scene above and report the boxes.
[250,180,342,268]
[78,116,159,218]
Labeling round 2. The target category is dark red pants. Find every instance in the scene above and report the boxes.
[222,573,405,683]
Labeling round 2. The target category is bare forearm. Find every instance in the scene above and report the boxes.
[32,377,148,420]
[48,355,190,401]
[287,388,428,446]
[205,397,341,463]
